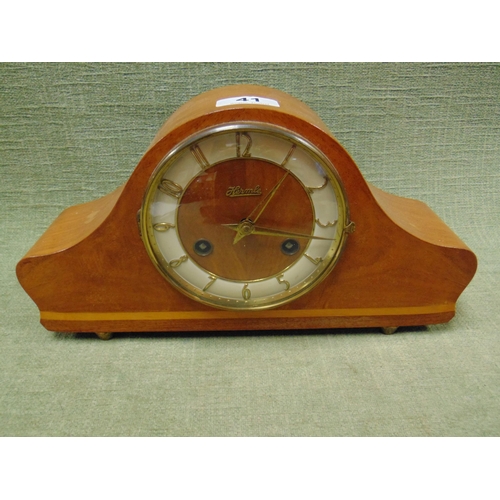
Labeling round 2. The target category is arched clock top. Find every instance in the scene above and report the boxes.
[16,84,477,336]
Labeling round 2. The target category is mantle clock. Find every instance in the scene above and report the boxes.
[16,85,477,339]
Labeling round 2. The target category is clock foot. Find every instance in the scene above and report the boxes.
[381,326,398,335]
[95,332,113,340]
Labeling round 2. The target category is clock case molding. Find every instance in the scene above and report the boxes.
[16,85,477,335]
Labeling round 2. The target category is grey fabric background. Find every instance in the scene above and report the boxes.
[1,62,499,436]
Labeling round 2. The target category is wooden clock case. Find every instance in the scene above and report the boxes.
[16,84,477,336]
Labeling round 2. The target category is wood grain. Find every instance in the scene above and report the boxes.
[16,84,477,334]
[177,158,314,281]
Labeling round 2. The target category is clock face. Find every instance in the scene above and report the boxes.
[140,123,349,310]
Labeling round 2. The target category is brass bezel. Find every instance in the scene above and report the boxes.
[140,122,351,311]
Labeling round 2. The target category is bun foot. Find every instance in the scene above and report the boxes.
[95,332,113,340]
[381,327,398,335]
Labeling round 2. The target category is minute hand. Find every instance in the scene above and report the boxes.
[249,170,290,223]
[223,224,334,241]
[231,171,291,244]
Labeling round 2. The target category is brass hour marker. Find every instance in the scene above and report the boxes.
[304,254,323,265]
[276,274,291,290]
[203,275,217,291]
[236,132,252,157]
[242,283,251,300]
[158,179,183,198]
[191,144,210,170]
[153,222,175,232]
[307,176,328,193]
[168,255,188,268]
[281,144,296,166]
[315,218,337,228]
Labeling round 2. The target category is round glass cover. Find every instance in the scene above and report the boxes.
[141,123,349,310]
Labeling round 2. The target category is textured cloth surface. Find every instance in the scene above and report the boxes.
[1,62,499,436]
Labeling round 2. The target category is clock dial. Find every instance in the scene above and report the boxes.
[141,124,349,310]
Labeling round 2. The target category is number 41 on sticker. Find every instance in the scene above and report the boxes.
[215,96,280,108]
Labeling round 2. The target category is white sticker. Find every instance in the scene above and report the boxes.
[215,96,280,108]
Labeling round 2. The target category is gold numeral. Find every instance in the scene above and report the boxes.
[276,274,290,291]
[236,132,252,158]
[158,179,183,198]
[281,144,296,167]
[203,275,217,292]
[191,144,210,170]
[169,255,188,268]
[307,176,328,193]
[305,254,323,265]
[315,218,337,228]
[242,283,251,300]
[153,222,175,232]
